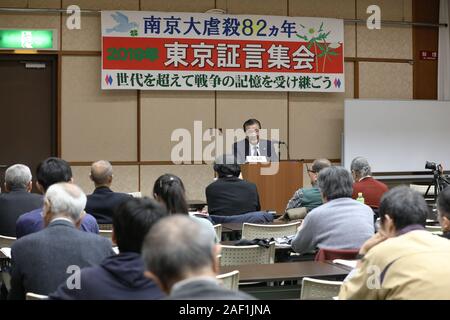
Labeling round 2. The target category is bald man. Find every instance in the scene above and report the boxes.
[85,160,132,224]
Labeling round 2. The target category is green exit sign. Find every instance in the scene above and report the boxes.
[0,29,56,50]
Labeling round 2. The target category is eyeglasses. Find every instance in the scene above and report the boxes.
[306,164,316,174]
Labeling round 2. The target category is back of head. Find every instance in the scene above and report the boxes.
[311,158,332,174]
[5,164,32,190]
[438,187,450,220]
[37,157,72,191]
[142,215,216,288]
[152,174,188,214]
[379,186,427,230]
[113,197,168,253]
[90,160,113,186]
[213,154,240,178]
[318,166,353,200]
[350,156,372,178]
[44,182,86,222]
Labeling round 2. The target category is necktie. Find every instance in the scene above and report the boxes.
[253,145,259,156]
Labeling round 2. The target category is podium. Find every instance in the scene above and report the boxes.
[241,160,303,215]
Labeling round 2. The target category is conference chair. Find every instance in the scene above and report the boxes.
[425,224,443,235]
[128,192,142,198]
[300,277,343,300]
[99,229,113,242]
[217,270,240,291]
[26,292,48,300]
[213,224,222,242]
[220,242,275,266]
[314,248,360,262]
[241,221,301,240]
[98,224,113,230]
[0,235,16,248]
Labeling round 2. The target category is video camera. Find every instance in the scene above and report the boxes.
[425,161,441,172]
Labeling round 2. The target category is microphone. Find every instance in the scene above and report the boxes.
[276,141,290,160]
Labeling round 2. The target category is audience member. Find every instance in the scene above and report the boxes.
[15,157,98,238]
[437,187,450,239]
[206,155,260,216]
[143,215,254,300]
[153,174,216,240]
[291,166,374,254]
[8,183,113,299]
[85,160,132,224]
[339,186,450,299]
[283,158,331,220]
[350,157,388,209]
[0,164,42,236]
[50,197,167,300]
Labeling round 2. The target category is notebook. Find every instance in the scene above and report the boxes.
[332,259,357,269]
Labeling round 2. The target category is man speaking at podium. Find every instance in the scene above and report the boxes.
[232,119,279,164]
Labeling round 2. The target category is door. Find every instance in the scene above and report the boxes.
[0,54,57,193]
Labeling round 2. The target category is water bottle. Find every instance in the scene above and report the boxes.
[356,192,365,204]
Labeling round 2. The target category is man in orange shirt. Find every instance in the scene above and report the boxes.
[350,157,388,210]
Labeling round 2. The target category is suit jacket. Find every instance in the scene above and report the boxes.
[49,252,164,300]
[168,278,255,300]
[232,139,278,164]
[206,177,260,216]
[85,187,133,224]
[0,189,43,237]
[15,208,99,239]
[8,219,114,300]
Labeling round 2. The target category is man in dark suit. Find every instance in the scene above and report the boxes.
[143,215,254,300]
[232,118,278,164]
[8,182,114,300]
[206,155,260,216]
[0,164,42,237]
[49,198,168,300]
[85,160,132,224]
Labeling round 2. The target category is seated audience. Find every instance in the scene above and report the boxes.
[85,160,132,224]
[206,155,260,216]
[15,157,98,238]
[339,186,450,299]
[143,215,254,300]
[153,174,216,240]
[8,183,113,300]
[437,187,450,239]
[283,158,331,219]
[350,157,388,209]
[0,164,43,237]
[50,197,167,300]
[291,166,374,255]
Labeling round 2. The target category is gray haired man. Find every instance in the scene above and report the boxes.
[0,164,42,236]
[143,215,255,300]
[8,183,113,300]
[291,166,375,255]
[350,157,388,209]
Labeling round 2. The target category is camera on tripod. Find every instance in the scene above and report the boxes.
[425,161,441,172]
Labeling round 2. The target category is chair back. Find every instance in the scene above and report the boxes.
[99,229,113,240]
[213,224,222,242]
[220,242,275,266]
[0,235,16,248]
[425,224,443,234]
[26,292,48,300]
[217,270,240,290]
[241,221,301,240]
[300,277,343,300]
[98,224,113,230]
[128,192,142,198]
[314,248,359,262]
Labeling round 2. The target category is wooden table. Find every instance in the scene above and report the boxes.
[219,261,349,283]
